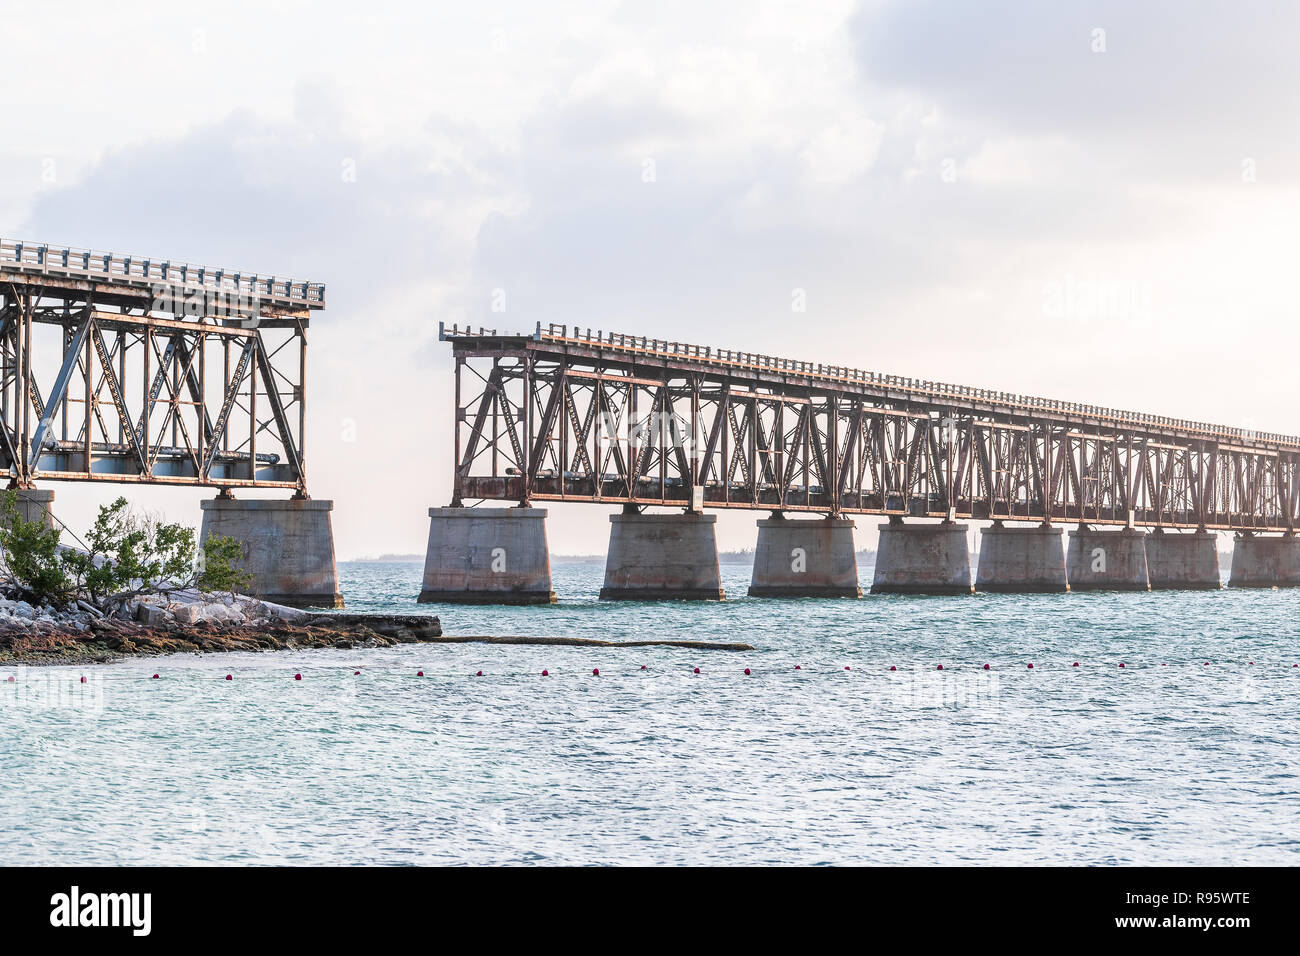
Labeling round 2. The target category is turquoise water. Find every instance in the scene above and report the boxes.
[2,560,1298,865]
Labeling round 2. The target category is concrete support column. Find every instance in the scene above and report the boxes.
[600,511,724,601]
[418,507,556,604]
[7,487,55,527]
[975,522,1068,592]
[870,520,972,595]
[1145,530,1222,590]
[1066,527,1149,591]
[748,515,861,598]
[200,497,343,608]
[1228,532,1300,587]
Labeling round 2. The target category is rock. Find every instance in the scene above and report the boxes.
[303,613,443,641]
[263,601,307,623]
[2,606,454,664]
[203,603,244,625]
[172,604,206,625]
[234,595,268,616]
[136,603,169,626]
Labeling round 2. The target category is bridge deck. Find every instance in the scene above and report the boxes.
[1,237,324,317]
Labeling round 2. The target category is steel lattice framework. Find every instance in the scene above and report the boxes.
[0,238,323,492]
[445,322,1300,532]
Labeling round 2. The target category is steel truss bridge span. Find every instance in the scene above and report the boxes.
[445,323,1300,532]
[1,239,323,492]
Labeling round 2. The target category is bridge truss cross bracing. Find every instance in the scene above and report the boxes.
[0,238,323,492]
[445,323,1300,532]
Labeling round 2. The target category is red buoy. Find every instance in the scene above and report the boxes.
[225,674,233,681]
[151,674,159,679]
[476,671,483,677]
[983,663,990,670]
[417,670,424,677]
[744,668,751,676]
[1072,662,1079,667]
[794,665,802,670]
[693,667,700,674]
[845,665,851,671]
[5,676,13,682]
[889,666,897,671]
[354,670,360,675]
[80,676,86,684]
[1027,663,1034,669]
[936,664,943,671]
[640,665,647,670]
[294,673,302,680]
[592,668,599,676]
[541,669,549,676]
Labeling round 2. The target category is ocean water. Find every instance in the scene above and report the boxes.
[2,559,1298,866]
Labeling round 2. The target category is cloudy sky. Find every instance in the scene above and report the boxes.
[4,0,1298,557]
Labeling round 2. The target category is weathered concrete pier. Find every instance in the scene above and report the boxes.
[200,496,342,608]
[1229,532,1300,587]
[975,522,1068,592]
[748,514,860,597]
[1145,530,1221,589]
[871,518,972,595]
[1066,527,1150,591]
[418,506,556,604]
[8,487,55,527]
[600,509,724,600]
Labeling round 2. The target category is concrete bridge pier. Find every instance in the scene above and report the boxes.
[418,506,556,604]
[748,514,861,598]
[975,522,1068,592]
[870,518,972,595]
[1228,532,1300,587]
[1145,529,1222,589]
[5,487,55,527]
[1066,526,1149,591]
[200,495,344,608]
[600,508,725,600]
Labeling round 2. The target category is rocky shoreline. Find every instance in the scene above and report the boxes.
[0,590,444,665]
[0,590,753,664]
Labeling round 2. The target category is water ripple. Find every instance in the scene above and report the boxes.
[1,561,1297,865]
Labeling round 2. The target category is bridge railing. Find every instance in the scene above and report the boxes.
[0,237,325,308]
[437,321,1300,450]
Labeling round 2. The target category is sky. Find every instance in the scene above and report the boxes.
[3,0,1299,558]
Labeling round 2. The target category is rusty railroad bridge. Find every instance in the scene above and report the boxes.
[0,237,340,608]
[422,322,1300,601]
[8,235,1300,607]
